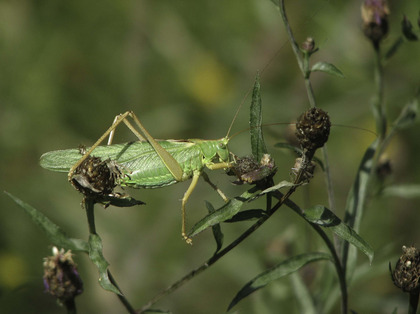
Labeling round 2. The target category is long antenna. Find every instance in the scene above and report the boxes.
[225,50,282,138]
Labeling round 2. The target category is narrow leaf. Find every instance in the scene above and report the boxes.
[311,62,344,78]
[205,201,224,254]
[226,209,266,222]
[228,252,331,310]
[382,184,420,199]
[250,74,268,161]
[188,189,259,238]
[341,138,379,274]
[5,192,89,252]
[88,234,121,294]
[260,180,296,194]
[304,205,374,264]
[391,99,418,131]
[384,37,404,61]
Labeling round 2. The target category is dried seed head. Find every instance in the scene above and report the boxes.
[231,154,276,184]
[295,108,331,152]
[361,0,390,47]
[43,247,83,304]
[292,157,316,183]
[390,246,420,293]
[71,155,121,196]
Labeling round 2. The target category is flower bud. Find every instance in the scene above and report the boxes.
[361,0,390,47]
[301,37,316,54]
[390,246,420,293]
[295,108,331,153]
[43,247,83,305]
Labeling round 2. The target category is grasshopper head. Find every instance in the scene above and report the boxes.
[215,137,230,162]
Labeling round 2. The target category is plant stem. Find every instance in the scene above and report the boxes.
[409,291,419,314]
[84,198,136,314]
[278,0,336,214]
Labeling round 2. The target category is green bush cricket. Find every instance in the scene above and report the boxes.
[40,110,241,244]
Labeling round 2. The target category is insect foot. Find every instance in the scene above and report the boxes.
[182,233,193,245]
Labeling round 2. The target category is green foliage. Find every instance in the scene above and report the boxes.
[2,1,420,313]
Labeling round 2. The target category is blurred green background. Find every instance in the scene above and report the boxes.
[1,0,419,313]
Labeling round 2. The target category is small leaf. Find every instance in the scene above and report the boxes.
[260,180,296,194]
[250,74,268,161]
[5,192,89,252]
[391,99,418,131]
[304,205,374,264]
[228,252,331,310]
[88,234,121,294]
[205,201,224,254]
[384,37,404,61]
[311,62,344,78]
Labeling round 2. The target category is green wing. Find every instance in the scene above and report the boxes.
[40,140,197,174]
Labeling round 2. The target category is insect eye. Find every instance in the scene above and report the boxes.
[218,143,225,149]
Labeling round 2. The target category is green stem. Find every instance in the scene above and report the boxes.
[84,198,97,235]
[84,198,136,314]
[278,0,304,74]
[108,271,137,314]
[64,298,77,314]
[373,46,387,139]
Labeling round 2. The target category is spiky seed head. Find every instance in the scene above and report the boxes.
[71,155,121,196]
[295,108,331,152]
[390,246,420,293]
[43,247,83,304]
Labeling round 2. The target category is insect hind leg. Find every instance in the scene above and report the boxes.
[68,111,147,181]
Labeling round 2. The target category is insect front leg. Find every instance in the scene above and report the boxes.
[201,172,229,202]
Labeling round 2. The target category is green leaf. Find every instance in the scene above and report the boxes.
[205,201,224,254]
[250,74,268,161]
[382,184,420,198]
[341,138,378,274]
[228,252,331,310]
[226,209,266,222]
[260,180,296,194]
[5,192,89,252]
[188,188,260,238]
[391,99,418,131]
[88,234,121,294]
[384,37,404,61]
[311,62,344,78]
[304,205,374,264]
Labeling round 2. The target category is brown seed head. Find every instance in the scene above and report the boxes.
[43,247,83,304]
[295,108,331,152]
[390,246,420,293]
